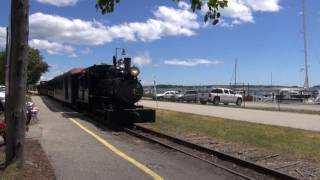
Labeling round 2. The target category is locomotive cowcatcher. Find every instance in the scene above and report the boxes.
[38,49,155,126]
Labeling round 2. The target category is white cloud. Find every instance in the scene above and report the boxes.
[202,0,281,26]
[222,0,254,23]
[29,5,199,45]
[242,0,281,12]
[178,1,191,10]
[35,0,78,7]
[29,13,111,45]
[1,1,282,57]
[0,27,7,50]
[132,51,152,66]
[164,59,223,66]
[29,39,76,57]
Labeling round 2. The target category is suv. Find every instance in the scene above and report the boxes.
[154,91,179,101]
[198,88,243,106]
[174,90,198,102]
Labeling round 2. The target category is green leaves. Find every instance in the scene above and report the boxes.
[190,0,203,12]
[0,48,49,85]
[95,0,228,25]
[96,0,120,14]
[204,0,228,25]
[27,47,49,85]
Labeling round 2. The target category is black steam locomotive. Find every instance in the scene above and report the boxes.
[38,51,155,126]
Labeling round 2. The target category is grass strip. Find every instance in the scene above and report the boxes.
[143,110,320,161]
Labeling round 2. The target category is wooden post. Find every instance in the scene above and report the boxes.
[5,0,29,167]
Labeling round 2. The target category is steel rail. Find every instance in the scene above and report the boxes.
[127,125,298,180]
[124,128,254,180]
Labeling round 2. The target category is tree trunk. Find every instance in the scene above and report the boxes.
[5,0,29,168]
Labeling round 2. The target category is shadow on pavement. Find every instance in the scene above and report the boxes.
[37,95,116,132]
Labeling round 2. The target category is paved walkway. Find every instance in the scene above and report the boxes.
[28,96,150,180]
[140,100,320,132]
[243,102,320,112]
[27,96,240,180]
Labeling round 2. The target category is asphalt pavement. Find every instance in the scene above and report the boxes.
[242,101,320,112]
[27,96,244,180]
[140,100,320,132]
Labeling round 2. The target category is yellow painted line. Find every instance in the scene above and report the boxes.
[65,116,164,180]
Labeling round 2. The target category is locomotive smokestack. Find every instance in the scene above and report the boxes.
[113,56,117,66]
[124,57,131,70]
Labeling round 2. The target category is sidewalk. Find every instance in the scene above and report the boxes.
[28,96,150,180]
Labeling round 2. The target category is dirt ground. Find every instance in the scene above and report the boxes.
[0,105,55,180]
[0,139,55,180]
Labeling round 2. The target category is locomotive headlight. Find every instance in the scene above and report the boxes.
[130,66,140,77]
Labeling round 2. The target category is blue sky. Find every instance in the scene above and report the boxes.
[0,0,319,86]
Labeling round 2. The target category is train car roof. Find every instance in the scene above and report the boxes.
[70,68,83,74]
[48,67,83,82]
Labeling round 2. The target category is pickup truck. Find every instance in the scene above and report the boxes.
[198,88,243,106]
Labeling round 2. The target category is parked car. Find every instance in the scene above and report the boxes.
[198,88,243,106]
[153,91,179,101]
[174,90,198,102]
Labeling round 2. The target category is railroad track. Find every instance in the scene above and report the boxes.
[124,125,299,180]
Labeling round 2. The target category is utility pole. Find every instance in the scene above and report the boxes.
[301,0,309,89]
[5,0,29,167]
[271,72,273,87]
[153,75,158,108]
[234,59,237,85]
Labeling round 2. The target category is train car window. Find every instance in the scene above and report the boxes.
[65,76,69,99]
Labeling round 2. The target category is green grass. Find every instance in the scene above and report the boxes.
[143,110,320,161]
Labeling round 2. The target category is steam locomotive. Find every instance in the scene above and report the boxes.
[38,50,155,126]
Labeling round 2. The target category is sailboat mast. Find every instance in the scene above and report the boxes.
[302,0,309,89]
[234,58,237,85]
